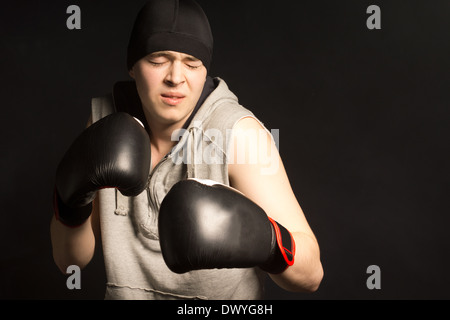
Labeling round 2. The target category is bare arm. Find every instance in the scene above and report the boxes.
[50,115,99,274]
[228,117,323,292]
[50,196,100,274]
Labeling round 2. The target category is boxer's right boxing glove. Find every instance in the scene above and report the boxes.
[54,112,151,227]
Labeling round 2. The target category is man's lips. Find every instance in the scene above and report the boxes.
[161,92,186,106]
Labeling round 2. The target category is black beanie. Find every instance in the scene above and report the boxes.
[127,0,213,71]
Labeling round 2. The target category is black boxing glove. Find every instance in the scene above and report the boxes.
[54,112,151,227]
[158,179,295,274]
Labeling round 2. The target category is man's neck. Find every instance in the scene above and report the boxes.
[143,110,192,168]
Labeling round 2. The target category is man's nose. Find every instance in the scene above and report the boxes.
[164,61,185,87]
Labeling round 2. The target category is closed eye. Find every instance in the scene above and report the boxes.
[186,63,202,70]
[147,55,169,66]
[147,59,166,67]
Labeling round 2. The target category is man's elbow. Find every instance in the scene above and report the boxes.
[289,262,324,293]
[304,264,324,293]
[271,261,324,293]
[53,254,74,275]
[52,250,92,275]
[53,254,70,275]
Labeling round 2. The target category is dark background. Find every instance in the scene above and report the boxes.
[1,0,449,300]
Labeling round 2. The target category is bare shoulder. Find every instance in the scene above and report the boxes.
[228,116,315,236]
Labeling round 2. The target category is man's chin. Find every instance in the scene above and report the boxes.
[143,102,195,126]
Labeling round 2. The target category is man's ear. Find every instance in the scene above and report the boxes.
[129,68,135,79]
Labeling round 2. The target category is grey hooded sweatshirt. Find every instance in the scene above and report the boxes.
[91,77,267,300]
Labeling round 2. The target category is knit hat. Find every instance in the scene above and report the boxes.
[127,0,213,71]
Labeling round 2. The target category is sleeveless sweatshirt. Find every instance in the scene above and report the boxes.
[91,78,267,300]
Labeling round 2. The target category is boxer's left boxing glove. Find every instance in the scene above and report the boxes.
[158,179,295,274]
[54,112,151,227]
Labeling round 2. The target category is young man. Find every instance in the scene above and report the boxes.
[51,0,323,299]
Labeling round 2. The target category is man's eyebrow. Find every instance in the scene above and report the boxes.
[183,55,200,62]
[148,51,200,62]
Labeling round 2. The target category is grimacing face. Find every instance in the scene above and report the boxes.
[130,50,207,128]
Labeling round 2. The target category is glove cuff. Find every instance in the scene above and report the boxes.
[53,187,92,227]
[260,217,296,274]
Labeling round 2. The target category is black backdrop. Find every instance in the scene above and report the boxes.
[1,0,449,300]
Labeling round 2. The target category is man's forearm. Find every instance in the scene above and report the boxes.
[269,232,323,292]
[50,215,96,274]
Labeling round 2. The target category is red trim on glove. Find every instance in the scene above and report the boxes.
[268,217,296,268]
